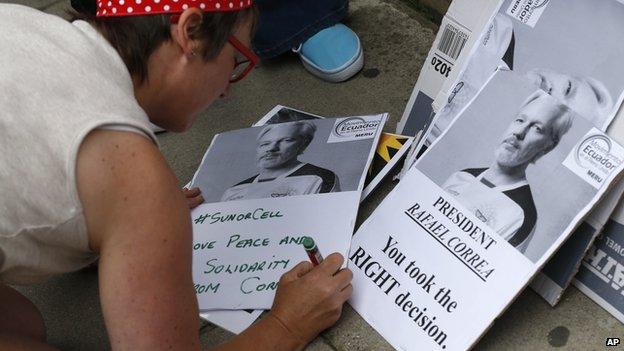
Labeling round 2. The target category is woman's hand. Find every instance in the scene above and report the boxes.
[268,253,353,344]
[182,187,204,209]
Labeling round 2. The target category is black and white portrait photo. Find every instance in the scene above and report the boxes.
[193,117,380,204]
[418,71,600,262]
[427,0,624,146]
[441,90,573,252]
[221,121,340,201]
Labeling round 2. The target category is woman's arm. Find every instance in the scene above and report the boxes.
[76,129,352,350]
[77,129,201,350]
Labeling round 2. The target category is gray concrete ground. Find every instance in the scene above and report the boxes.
[7,0,623,350]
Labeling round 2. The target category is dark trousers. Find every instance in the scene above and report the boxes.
[252,0,349,59]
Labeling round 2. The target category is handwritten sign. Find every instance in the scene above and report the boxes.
[190,114,386,310]
[192,189,361,309]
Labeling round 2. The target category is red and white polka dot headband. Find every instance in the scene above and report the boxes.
[96,0,253,17]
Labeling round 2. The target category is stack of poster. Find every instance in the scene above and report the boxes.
[189,113,386,311]
[396,0,500,137]
[199,309,263,334]
[196,106,414,333]
[575,201,624,324]
[348,70,624,350]
[252,105,324,127]
[574,111,624,324]
[399,0,624,307]
[426,0,624,149]
[531,104,624,305]
[530,178,624,304]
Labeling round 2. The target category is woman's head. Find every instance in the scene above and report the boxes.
[72,0,258,132]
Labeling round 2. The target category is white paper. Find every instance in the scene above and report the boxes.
[429,0,624,150]
[396,0,501,136]
[349,71,624,350]
[199,309,263,334]
[252,105,413,201]
[349,171,533,350]
[416,1,624,303]
[186,183,265,331]
[526,103,624,305]
[252,105,324,127]
[574,101,624,323]
[505,0,551,28]
[574,201,624,324]
[192,192,361,309]
[191,115,386,309]
[530,177,624,305]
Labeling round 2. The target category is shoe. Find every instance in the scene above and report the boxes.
[293,24,364,83]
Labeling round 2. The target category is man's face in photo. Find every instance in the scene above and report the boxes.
[525,69,606,126]
[256,124,304,169]
[495,96,560,167]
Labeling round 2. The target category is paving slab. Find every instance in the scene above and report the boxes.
[3,0,60,10]
[6,0,623,350]
[323,304,395,351]
[42,0,71,18]
[14,267,109,350]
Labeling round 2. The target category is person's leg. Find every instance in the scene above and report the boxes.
[253,0,363,82]
[252,0,349,59]
[0,283,56,350]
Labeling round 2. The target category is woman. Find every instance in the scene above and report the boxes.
[0,1,352,350]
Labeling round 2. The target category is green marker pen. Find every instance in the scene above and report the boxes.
[302,237,323,266]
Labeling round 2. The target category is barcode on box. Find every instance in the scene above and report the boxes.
[437,23,468,60]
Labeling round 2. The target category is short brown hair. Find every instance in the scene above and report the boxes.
[71,4,257,82]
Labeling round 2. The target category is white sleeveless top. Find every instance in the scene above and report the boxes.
[0,4,158,284]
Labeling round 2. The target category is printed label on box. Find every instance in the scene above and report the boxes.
[506,0,551,27]
[563,128,624,189]
[328,115,383,143]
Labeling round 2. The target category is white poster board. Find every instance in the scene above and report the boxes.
[396,0,501,137]
[191,115,386,309]
[199,309,263,334]
[574,103,624,323]
[429,0,624,150]
[349,71,624,350]
[253,105,414,201]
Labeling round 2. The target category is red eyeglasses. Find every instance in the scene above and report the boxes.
[170,15,259,83]
[227,36,259,83]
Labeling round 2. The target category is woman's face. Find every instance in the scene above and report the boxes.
[177,18,253,131]
[143,12,253,132]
